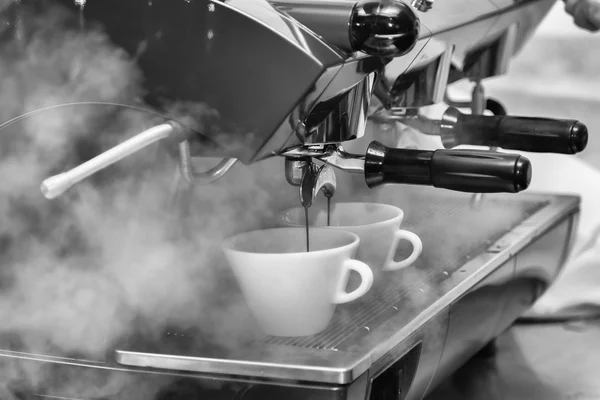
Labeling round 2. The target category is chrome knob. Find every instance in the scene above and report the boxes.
[411,0,434,12]
[350,0,420,57]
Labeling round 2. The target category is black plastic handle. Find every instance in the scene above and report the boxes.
[364,141,532,193]
[440,107,588,154]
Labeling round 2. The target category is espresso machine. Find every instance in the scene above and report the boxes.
[0,0,588,399]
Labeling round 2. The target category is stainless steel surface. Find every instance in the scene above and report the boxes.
[282,146,366,174]
[271,53,385,160]
[375,44,454,108]
[425,217,576,397]
[177,141,237,185]
[47,0,377,164]
[349,0,421,57]
[320,147,367,174]
[270,0,422,58]
[371,108,442,135]
[300,162,337,208]
[0,190,579,399]
[5,0,566,205]
[439,106,467,148]
[471,80,485,115]
[418,0,497,31]
[284,158,311,186]
[8,0,559,167]
[412,0,434,12]
[302,74,376,146]
[115,191,579,385]
[493,23,519,77]
[1,306,594,399]
[269,0,357,52]
[375,0,555,109]
[283,157,338,206]
[469,80,488,208]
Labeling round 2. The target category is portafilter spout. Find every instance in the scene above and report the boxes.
[301,163,337,209]
[285,158,337,208]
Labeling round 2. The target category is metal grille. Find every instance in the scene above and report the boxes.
[261,196,547,350]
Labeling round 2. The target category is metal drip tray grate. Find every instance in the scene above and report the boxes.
[260,195,547,350]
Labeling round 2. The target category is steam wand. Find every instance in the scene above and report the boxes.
[166,142,238,233]
[40,122,237,200]
[41,123,179,199]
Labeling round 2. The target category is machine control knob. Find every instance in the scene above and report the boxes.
[350,0,420,57]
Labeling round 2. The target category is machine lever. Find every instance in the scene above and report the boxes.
[364,141,531,193]
[440,107,588,154]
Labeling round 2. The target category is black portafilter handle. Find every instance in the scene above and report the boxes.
[440,107,588,154]
[364,141,532,193]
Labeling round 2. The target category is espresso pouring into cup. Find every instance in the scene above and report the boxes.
[222,228,374,337]
[279,202,423,272]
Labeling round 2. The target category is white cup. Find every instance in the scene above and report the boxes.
[222,227,374,337]
[278,202,423,271]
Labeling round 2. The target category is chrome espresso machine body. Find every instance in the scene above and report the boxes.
[0,0,588,399]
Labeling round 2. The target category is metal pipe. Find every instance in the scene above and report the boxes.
[177,141,237,185]
[41,123,177,199]
[470,79,487,208]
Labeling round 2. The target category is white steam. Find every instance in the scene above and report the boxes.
[0,1,296,398]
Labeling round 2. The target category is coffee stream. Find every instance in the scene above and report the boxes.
[327,196,331,226]
[304,206,310,252]
[304,197,332,252]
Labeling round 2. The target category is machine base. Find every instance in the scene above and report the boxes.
[0,190,579,400]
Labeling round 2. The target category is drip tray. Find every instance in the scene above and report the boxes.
[115,191,579,385]
[261,195,544,351]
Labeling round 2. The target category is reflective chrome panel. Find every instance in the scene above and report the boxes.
[45,0,354,164]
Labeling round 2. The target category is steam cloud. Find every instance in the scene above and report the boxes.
[0,1,296,398]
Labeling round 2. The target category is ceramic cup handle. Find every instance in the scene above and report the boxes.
[383,230,423,271]
[333,260,374,304]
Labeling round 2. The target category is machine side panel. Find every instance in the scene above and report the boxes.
[423,258,515,396]
[506,216,576,323]
[513,214,576,293]
[402,309,450,400]
[424,211,579,397]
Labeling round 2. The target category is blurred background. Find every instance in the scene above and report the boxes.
[485,1,600,168]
